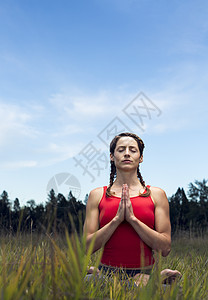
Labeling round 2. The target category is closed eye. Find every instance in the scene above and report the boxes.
[117,147,138,152]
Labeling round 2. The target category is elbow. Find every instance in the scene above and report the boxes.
[162,248,171,257]
[162,242,171,257]
[85,237,93,254]
[85,236,98,254]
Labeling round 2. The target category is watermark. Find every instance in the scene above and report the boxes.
[122,92,162,132]
[46,172,81,200]
[97,117,132,147]
[47,91,162,188]
[73,141,109,182]
[72,91,162,182]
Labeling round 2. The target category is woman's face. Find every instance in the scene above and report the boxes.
[110,137,143,171]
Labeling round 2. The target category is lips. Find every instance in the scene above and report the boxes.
[122,160,132,163]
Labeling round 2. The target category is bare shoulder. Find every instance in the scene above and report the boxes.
[89,186,104,198]
[149,186,168,206]
[149,186,166,196]
[87,187,104,208]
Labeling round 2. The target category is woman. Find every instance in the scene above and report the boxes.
[84,132,180,285]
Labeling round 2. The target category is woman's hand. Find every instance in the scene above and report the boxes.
[115,187,125,223]
[122,184,135,222]
[115,184,135,224]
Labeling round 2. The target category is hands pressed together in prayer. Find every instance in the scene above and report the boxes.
[116,184,135,224]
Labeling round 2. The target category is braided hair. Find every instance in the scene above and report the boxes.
[106,132,150,197]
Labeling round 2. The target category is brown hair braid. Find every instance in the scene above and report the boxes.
[137,165,150,197]
[106,161,116,197]
[106,132,150,197]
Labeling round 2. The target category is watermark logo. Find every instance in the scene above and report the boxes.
[73,141,109,182]
[122,92,162,132]
[97,117,132,147]
[47,91,162,186]
[71,91,162,182]
[46,172,81,199]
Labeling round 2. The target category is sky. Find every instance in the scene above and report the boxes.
[0,0,208,207]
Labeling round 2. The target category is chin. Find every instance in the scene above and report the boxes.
[119,166,134,171]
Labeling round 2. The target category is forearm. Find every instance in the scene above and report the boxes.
[85,217,120,253]
[129,217,171,256]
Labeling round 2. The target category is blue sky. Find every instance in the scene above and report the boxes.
[0,0,208,206]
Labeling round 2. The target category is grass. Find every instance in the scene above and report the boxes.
[0,232,208,299]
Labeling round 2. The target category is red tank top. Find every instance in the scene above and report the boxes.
[99,186,155,268]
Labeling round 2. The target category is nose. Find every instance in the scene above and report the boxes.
[124,148,130,156]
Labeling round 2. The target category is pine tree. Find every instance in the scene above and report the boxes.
[0,190,11,231]
[13,198,20,212]
[188,179,208,233]
[46,189,57,234]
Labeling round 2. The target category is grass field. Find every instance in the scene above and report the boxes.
[0,232,208,299]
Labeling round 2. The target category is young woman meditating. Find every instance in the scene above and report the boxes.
[84,132,181,286]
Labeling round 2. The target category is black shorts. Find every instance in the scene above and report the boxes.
[98,264,152,280]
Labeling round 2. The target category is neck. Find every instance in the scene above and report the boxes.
[113,169,143,189]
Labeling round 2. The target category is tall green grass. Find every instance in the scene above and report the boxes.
[0,232,208,299]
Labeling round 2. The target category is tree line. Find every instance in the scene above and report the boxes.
[0,179,208,236]
[0,189,86,235]
[169,179,208,236]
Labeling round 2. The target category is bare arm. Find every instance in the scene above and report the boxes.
[124,184,171,257]
[83,187,124,253]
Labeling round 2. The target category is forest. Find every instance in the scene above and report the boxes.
[0,179,208,236]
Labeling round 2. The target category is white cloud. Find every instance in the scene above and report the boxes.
[35,141,85,167]
[46,142,80,157]
[0,101,39,146]
[148,119,190,134]
[47,88,181,144]
[49,90,122,121]
[52,124,85,137]
[1,160,37,169]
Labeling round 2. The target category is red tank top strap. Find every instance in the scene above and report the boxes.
[103,186,108,192]
[99,186,108,206]
[103,186,108,196]
[102,185,150,195]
